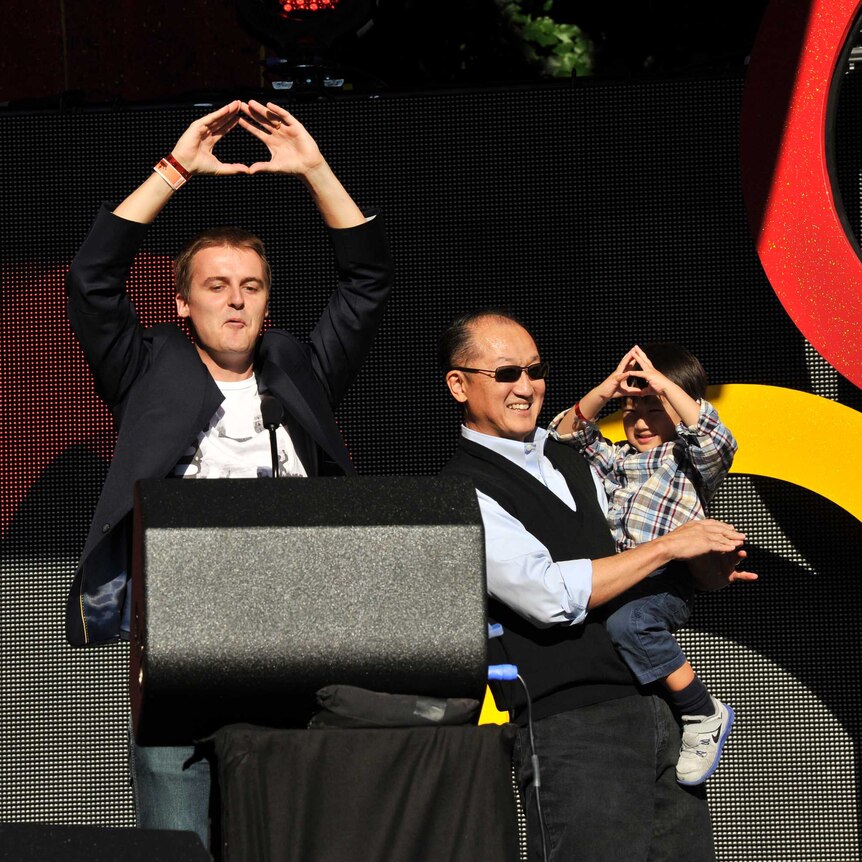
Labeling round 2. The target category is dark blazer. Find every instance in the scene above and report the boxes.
[66,204,393,646]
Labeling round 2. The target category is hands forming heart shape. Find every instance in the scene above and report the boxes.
[170,99,327,178]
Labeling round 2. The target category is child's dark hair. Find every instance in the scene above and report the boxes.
[632,342,707,400]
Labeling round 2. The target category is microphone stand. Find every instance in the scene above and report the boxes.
[260,395,284,479]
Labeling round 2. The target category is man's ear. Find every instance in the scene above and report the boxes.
[445,370,469,404]
[175,293,190,318]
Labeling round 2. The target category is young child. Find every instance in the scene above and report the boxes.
[552,343,744,786]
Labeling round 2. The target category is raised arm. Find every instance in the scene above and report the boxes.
[675,399,738,501]
[239,100,365,228]
[68,103,250,406]
[555,348,639,436]
[114,101,249,224]
[238,100,393,406]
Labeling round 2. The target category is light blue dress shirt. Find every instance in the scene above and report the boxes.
[462,425,608,629]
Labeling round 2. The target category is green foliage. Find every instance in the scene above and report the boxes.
[497,0,594,78]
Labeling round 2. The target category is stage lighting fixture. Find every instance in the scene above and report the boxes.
[236,0,377,53]
[279,0,341,12]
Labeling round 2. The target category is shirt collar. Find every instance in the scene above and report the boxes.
[461,424,547,469]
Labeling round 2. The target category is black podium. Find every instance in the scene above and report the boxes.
[130,476,488,744]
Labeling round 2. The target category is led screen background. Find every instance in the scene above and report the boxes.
[2,77,861,858]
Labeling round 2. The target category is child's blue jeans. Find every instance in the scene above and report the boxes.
[603,566,694,685]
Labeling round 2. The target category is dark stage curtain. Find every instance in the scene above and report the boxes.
[212,723,521,862]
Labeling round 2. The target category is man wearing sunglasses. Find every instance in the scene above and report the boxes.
[441,310,751,861]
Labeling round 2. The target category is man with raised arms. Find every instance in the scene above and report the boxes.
[66,100,392,847]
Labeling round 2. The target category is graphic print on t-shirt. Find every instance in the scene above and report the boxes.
[171,375,307,479]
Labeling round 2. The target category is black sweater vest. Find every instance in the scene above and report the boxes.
[443,436,638,722]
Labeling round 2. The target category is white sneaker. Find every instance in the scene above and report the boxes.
[676,698,735,786]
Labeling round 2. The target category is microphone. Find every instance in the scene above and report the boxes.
[260,395,283,479]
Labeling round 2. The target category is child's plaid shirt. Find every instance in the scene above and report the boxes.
[550,400,736,552]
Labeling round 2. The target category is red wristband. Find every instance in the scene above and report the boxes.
[153,153,191,190]
[166,153,191,180]
[574,402,589,424]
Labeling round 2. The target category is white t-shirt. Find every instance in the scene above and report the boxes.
[172,375,307,479]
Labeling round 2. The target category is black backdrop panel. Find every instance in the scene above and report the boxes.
[2,77,861,860]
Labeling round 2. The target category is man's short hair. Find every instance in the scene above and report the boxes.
[174,227,272,301]
[634,342,708,400]
[438,308,532,372]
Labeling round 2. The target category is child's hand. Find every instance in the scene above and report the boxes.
[596,346,649,404]
[557,348,641,434]
[625,344,702,427]
[623,345,674,398]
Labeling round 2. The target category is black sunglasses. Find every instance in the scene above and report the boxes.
[450,361,549,383]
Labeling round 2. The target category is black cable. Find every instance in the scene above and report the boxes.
[518,673,549,862]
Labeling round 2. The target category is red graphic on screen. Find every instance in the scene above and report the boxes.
[0,254,176,536]
[741,0,862,390]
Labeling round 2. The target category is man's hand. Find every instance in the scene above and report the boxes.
[239,101,327,176]
[115,99,365,228]
[113,101,249,223]
[688,549,758,591]
[238,100,365,229]
[590,517,751,607]
[171,101,250,176]
[661,518,746,559]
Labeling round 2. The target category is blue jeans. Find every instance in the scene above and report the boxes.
[604,569,694,685]
[517,695,714,861]
[129,729,211,851]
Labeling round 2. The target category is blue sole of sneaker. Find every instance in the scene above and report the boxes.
[677,704,735,786]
